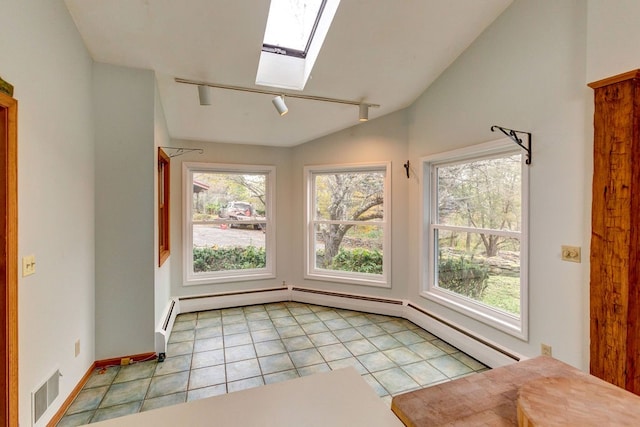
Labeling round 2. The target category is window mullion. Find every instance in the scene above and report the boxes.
[432,224,521,239]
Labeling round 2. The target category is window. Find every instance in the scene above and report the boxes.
[262,0,326,58]
[183,163,275,285]
[422,140,528,338]
[305,163,390,287]
[158,148,170,267]
[256,0,340,90]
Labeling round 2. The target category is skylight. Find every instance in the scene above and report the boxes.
[262,0,325,57]
[256,0,340,91]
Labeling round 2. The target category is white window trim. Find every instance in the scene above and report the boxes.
[304,162,391,288]
[183,162,276,286]
[419,139,529,340]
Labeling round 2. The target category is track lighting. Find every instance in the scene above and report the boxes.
[197,85,212,106]
[272,95,288,116]
[359,104,369,122]
[178,78,379,121]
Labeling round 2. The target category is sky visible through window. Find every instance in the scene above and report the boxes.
[263,0,324,53]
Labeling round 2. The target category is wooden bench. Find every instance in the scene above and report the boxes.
[391,355,640,426]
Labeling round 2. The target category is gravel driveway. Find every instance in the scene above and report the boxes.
[193,224,265,248]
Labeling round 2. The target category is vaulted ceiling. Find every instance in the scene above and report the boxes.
[65,0,512,147]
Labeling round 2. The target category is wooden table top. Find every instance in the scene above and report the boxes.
[391,356,640,427]
[517,375,640,426]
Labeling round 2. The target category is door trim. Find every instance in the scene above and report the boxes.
[1,90,18,427]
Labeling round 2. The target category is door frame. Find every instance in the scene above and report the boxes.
[1,90,18,427]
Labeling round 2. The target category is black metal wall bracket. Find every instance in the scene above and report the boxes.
[159,147,204,158]
[490,125,532,165]
[403,160,410,178]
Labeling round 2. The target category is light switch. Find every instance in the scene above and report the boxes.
[561,245,581,263]
[22,254,36,276]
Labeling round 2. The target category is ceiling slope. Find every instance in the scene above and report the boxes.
[65,0,512,146]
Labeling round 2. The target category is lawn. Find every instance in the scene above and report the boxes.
[481,275,520,315]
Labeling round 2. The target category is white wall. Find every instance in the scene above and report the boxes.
[290,111,410,299]
[0,1,96,425]
[167,111,409,301]
[406,0,591,368]
[94,63,155,359]
[167,139,292,296]
[154,81,172,331]
[4,7,634,425]
[587,0,640,82]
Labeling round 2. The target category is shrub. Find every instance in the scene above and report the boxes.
[316,247,383,274]
[438,256,489,299]
[193,246,266,272]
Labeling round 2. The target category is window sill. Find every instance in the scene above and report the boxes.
[305,271,391,289]
[420,289,526,340]
[185,271,276,287]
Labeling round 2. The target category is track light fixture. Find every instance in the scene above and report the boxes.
[177,78,379,121]
[197,85,212,106]
[359,104,369,122]
[272,95,288,116]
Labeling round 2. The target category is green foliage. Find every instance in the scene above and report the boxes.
[318,247,383,274]
[193,246,266,272]
[205,201,224,215]
[481,275,520,315]
[192,171,266,216]
[437,155,521,256]
[438,256,489,299]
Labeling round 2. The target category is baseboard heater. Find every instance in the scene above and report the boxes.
[155,298,178,361]
[405,302,522,367]
[178,286,289,313]
[157,285,522,369]
[291,286,405,318]
[291,287,404,305]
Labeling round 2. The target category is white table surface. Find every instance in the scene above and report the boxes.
[89,367,404,427]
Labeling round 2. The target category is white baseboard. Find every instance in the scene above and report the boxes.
[178,287,289,313]
[156,285,522,368]
[404,303,522,367]
[290,287,405,318]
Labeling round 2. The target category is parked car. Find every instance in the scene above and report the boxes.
[220,201,254,218]
[220,201,264,230]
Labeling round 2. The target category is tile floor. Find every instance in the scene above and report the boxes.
[57,301,488,426]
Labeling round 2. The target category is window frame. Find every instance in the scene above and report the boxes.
[420,139,529,340]
[262,0,327,58]
[183,162,276,286]
[304,162,391,288]
[158,148,171,267]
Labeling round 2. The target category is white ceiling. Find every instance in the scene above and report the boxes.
[65,0,512,147]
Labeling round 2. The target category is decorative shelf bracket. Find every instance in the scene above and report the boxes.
[159,147,204,158]
[490,125,532,165]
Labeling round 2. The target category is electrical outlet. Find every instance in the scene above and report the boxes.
[541,343,552,356]
[22,254,36,276]
[120,357,131,366]
[75,340,81,357]
[561,245,581,263]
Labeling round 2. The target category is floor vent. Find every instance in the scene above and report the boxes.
[32,369,61,424]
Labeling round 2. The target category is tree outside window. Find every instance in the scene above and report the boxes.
[423,141,528,339]
[305,163,390,287]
